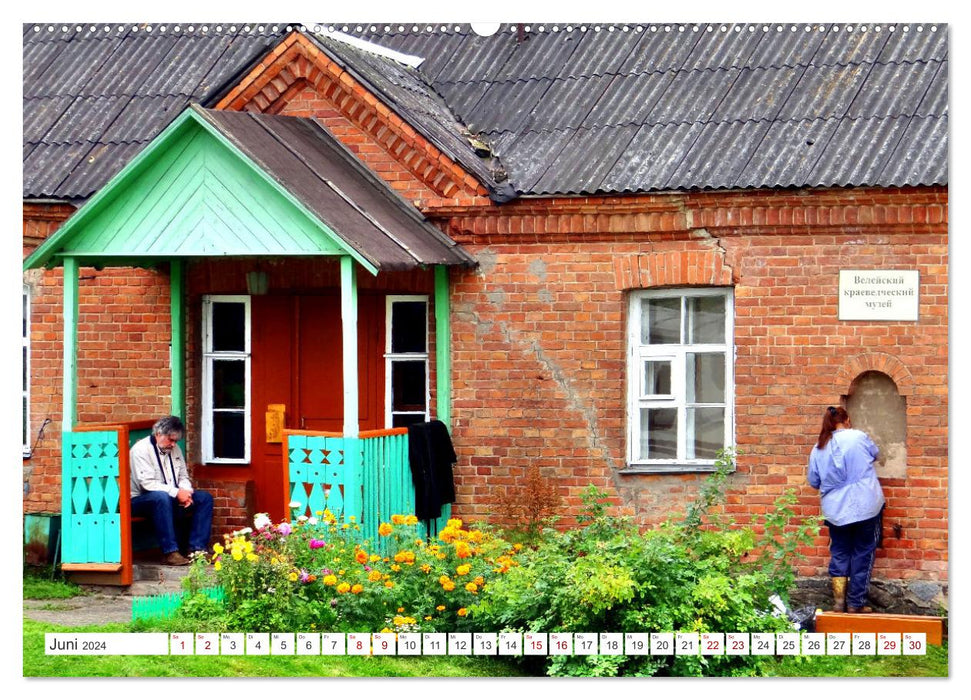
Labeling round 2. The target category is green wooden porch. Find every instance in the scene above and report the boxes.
[24,105,472,584]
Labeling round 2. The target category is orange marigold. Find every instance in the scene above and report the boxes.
[368,570,383,582]
[457,608,468,617]
[378,523,393,537]
[355,550,369,564]
[351,584,364,594]
[454,541,472,559]
[336,582,351,594]
[391,514,406,525]
[442,580,456,591]
[456,564,471,576]
[465,582,478,593]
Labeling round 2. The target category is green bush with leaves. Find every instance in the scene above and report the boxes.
[470,449,820,677]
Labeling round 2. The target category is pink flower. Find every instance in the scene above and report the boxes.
[299,569,311,583]
[309,539,326,549]
[277,522,292,537]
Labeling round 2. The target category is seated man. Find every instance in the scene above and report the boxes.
[130,416,213,566]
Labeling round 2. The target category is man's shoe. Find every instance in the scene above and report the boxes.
[163,551,192,566]
[847,605,873,614]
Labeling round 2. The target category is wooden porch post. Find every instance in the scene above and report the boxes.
[62,256,79,432]
[60,256,79,565]
[170,259,185,419]
[341,255,359,437]
[434,265,452,429]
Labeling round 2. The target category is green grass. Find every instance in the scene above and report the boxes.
[23,569,86,600]
[770,642,948,677]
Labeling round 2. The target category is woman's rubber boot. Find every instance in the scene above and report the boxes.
[831,576,848,613]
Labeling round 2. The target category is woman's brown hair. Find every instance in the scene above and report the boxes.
[817,406,849,449]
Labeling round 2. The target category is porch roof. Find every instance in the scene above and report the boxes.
[24,105,475,273]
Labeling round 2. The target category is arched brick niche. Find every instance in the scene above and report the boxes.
[842,367,909,479]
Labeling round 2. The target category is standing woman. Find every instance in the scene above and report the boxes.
[808,406,885,613]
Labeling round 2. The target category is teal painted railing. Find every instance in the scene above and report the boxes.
[60,420,155,583]
[63,430,123,564]
[285,428,450,554]
[132,586,225,621]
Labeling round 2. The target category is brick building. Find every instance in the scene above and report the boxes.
[23,23,947,609]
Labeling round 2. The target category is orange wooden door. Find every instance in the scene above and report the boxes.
[250,294,385,520]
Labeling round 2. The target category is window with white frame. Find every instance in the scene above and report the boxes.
[386,296,429,428]
[627,288,734,470]
[202,295,251,463]
[22,286,30,457]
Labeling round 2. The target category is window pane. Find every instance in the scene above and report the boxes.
[23,396,28,447]
[391,301,427,353]
[643,360,672,396]
[23,346,28,393]
[687,295,725,344]
[212,360,245,409]
[641,298,681,345]
[211,302,246,351]
[688,407,724,459]
[640,407,678,459]
[212,412,245,459]
[687,353,725,404]
[392,360,426,413]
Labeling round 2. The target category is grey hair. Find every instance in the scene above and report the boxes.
[153,415,185,438]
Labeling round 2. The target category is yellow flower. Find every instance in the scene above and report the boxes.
[405,515,419,526]
[439,527,457,543]
[213,561,222,571]
[513,543,523,551]
[447,518,463,529]
[271,557,279,566]
[420,564,431,574]
[474,576,485,586]
[384,580,395,589]
[465,582,478,594]
[456,564,471,576]
[457,608,468,617]
[323,575,338,586]
[348,515,356,523]
[391,564,401,572]
[246,553,258,563]
[436,605,446,612]
[391,514,406,525]
[439,575,451,585]
[351,584,364,594]
[368,570,383,582]
[454,541,472,559]
[425,616,433,621]
[231,549,243,561]
[288,572,299,582]
[244,541,254,553]
[370,554,381,563]
[442,580,455,591]
[378,523,393,537]
[337,582,351,594]
[467,530,483,543]
[212,543,224,555]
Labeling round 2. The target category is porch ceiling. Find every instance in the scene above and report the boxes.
[24,105,475,273]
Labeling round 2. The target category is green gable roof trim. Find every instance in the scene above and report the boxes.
[24,105,474,273]
[24,107,366,271]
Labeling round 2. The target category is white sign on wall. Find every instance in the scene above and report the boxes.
[838,270,919,321]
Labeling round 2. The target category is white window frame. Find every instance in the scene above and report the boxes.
[385,295,430,427]
[23,286,30,458]
[627,288,735,471]
[201,295,251,464]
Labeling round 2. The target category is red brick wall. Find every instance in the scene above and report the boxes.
[437,187,948,584]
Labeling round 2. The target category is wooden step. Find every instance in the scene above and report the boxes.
[815,611,945,645]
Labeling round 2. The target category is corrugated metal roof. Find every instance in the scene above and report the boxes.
[196,108,475,269]
[23,23,287,200]
[24,22,948,203]
[328,22,947,195]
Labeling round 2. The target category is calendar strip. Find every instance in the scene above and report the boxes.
[43,631,928,656]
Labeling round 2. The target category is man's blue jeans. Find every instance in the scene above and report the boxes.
[131,490,213,555]
[826,513,882,609]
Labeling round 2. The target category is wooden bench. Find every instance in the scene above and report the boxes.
[815,611,945,645]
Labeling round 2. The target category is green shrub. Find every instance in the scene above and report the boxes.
[470,449,820,677]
